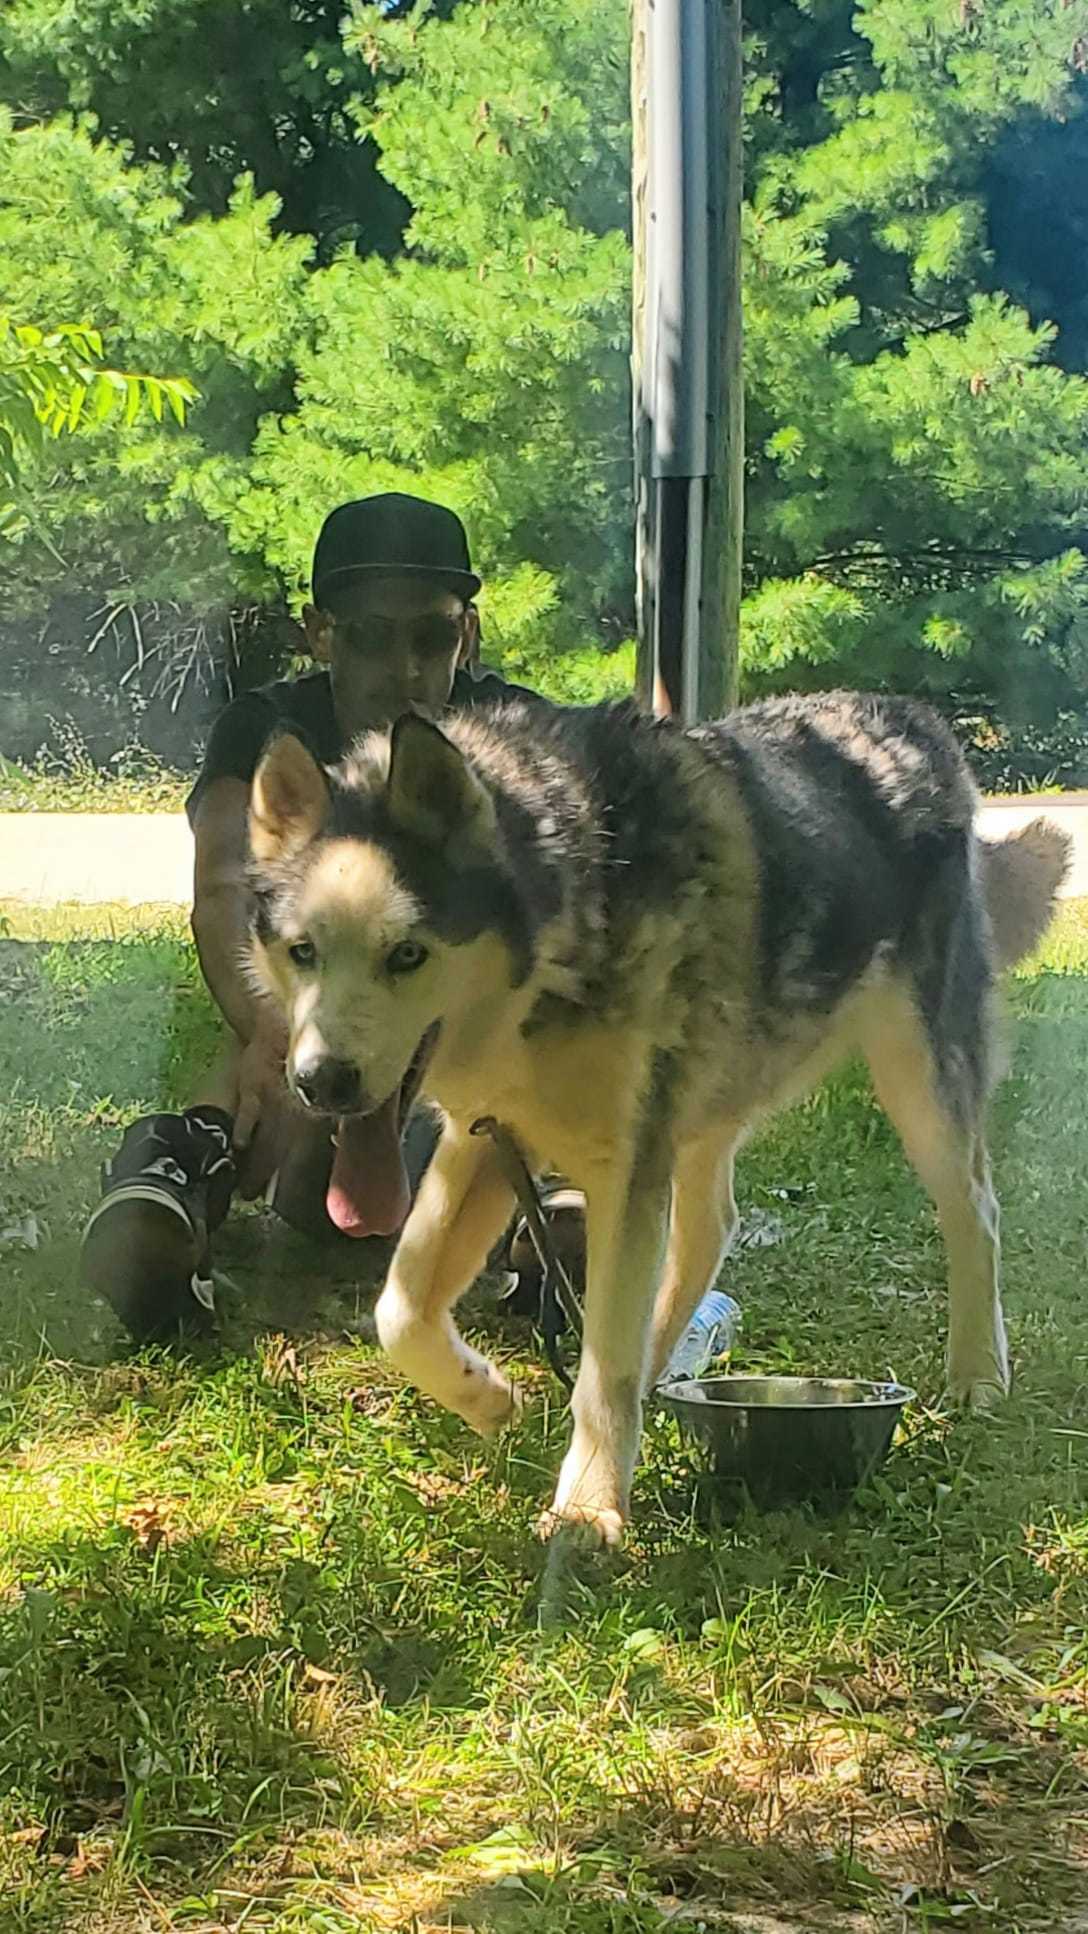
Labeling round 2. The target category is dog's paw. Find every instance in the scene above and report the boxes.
[537,1502,625,1549]
[944,1328,1010,1412]
[941,1372,1009,1412]
[460,1368,522,1438]
[536,1512,625,1628]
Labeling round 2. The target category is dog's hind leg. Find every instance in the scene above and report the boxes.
[543,1139,673,1547]
[860,985,1008,1409]
[375,1123,519,1436]
[646,1122,742,1388]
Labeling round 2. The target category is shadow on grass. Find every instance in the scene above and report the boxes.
[0,917,1087,1926]
[0,930,396,1360]
[0,1514,942,1933]
[0,1340,1086,1928]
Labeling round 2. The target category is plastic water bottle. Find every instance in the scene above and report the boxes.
[657,1289,741,1386]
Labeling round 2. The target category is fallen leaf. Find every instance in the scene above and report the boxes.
[123,1501,172,1553]
[345,1384,393,1417]
[67,1840,111,1880]
[623,1627,665,1661]
[403,1470,468,1507]
[262,1336,304,1388]
[302,1662,337,1687]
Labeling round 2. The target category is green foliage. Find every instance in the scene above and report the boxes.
[0,5,630,712]
[0,112,313,616]
[0,317,194,508]
[226,0,631,678]
[0,0,405,253]
[741,0,1088,719]
[6,0,1088,746]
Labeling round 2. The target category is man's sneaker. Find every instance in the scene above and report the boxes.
[81,1109,236,1341]
[500,1186,586,1324]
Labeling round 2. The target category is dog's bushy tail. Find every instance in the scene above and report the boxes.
[980,817,1071,969]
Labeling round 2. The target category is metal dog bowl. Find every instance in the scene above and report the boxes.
[659,1376,915,1506]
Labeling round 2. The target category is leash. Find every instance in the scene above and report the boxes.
[470,1116,582,1394]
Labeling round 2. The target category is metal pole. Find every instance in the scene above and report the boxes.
[633,0,743,723]
[700,0,744,720]
[650,0,710,483]
[631,1,655,703]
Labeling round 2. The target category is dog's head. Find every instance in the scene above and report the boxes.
[248,714,529,1123]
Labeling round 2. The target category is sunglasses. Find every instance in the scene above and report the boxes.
[333,613,465,657]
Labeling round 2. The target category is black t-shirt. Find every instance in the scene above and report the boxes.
[185,663,535,827]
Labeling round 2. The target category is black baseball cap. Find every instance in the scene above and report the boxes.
[312,493,481,605]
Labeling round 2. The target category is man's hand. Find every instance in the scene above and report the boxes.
[233,1025,290,1153]
[231,1021,299,1201]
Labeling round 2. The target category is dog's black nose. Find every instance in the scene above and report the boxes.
[293,1056,362,1114]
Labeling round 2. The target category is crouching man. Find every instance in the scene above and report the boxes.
[82,494,556,1337]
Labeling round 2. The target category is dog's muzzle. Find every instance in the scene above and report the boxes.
[292,1055,366,1115]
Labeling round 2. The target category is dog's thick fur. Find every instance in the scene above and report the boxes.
[249,693,1069,1544]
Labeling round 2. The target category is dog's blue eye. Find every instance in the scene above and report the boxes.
[387,939,428,976]
[288,939,317,969]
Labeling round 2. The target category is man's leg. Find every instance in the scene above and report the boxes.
[82,1033,446,1336]
[84,1038,553,1340]
[81,1027,252,1337]
[499,1183,587,1320]
[81,1118,235,1340]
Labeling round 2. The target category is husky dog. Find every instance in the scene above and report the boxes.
[248,694,1068,1545]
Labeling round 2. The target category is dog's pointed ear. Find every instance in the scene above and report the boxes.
[250,735,329,863]
[386,713,495,846]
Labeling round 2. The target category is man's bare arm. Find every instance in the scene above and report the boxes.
[191,778,288,1145]
[191,778,263,1043]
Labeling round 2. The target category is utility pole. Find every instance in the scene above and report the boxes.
[632,0,743,723]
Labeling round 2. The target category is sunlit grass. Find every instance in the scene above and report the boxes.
[0,906,1084,1929]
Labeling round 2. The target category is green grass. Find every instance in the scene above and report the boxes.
[0,750,190,815]
[0,906,1086,1930]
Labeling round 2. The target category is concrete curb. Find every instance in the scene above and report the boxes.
[1,799,1086,906]
[0,813,194,906]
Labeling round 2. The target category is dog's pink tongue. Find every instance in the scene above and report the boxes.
[327,1096,410,1238]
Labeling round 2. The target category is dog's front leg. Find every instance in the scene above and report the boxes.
[375,1122,518,1435]
[646,1121,741,1387]
[543,1145,672,1547]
